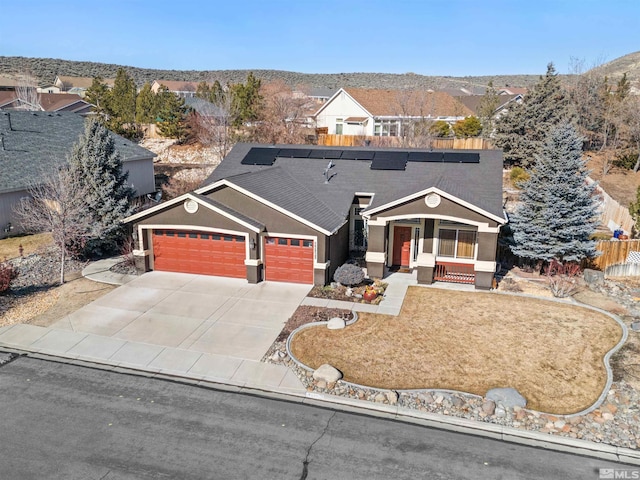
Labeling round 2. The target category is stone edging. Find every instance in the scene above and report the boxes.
[286,293,629,417]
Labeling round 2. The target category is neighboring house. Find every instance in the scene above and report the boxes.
[440,86,487,97]
[0,112,156,238]
[456,94,523,119]
[306,87,336,104]
[183,97,227,118]
[0,92,94,115]
[53,76,115,96]
[125,143,505,289]
[313,88,475,137]
[497,87,528,96]
[0,76,20,91]
[36,85,61,94]
[151,80,200,98]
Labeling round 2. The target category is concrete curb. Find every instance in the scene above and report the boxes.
[3,347,639,466]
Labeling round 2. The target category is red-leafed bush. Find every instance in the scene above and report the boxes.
[0,260,18,294]
[544,259,581,298]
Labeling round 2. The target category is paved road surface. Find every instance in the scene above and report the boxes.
[0,354,630,479]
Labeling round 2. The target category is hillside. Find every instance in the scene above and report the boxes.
[0,56,543,90]
[588,51,640,82]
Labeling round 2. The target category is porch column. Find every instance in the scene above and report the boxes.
[474,230,499,290]
[245,231,262,284]
[365,223,387,279]
[416,219,435,284]
[133,225,151,273]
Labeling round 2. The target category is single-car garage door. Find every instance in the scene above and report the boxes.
[152,229,246,278]
[264,237,314,284]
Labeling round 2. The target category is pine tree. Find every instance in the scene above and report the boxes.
[68,119,135,256]
[452,116,482,138]
[494,63,575,167]
[156,86,189,140]
[230,72,263,127]
[108,68,137,137]
[509,122,599,263]
[477,80,501,137]
[135,82,158,124]
[85,76,110,120]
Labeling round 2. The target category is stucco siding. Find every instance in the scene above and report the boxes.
[0,189,28,238]
[315,91,372,135]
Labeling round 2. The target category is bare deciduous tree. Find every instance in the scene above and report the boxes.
[15,71,42,111]
[254,80,311,144]
[14,166,91,285]
[193,90,236,161]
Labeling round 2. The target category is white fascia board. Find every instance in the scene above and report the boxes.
[123,192,193,223]
[363,187,505,225]
[311,88,346,118]
[201,179,333,236]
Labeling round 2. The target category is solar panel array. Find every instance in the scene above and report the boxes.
[240,147,480,169]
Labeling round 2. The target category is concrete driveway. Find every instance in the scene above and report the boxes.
[52,271,311,361]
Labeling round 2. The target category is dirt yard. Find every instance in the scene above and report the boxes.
[290,286,623,414]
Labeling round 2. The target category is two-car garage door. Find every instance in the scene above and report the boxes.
[152,230,246,277]
[151,230,314,284]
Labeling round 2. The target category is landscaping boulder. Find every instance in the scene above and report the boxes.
[583,268,604,286]
[481,399,496,416]
[486,387,527,409]
[313,364,342,383]
[327,317,346,330]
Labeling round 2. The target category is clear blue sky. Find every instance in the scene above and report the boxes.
[1,0,638,76]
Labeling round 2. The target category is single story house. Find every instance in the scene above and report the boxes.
[125,143,505,289]
[313,88,475,137]
[151,80,200,98]
[54,76,115,96]
[0,111,156,238]
[0,92,94,115]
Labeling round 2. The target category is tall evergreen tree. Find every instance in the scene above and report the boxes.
[476,80,501,137]
[68,119,135,256]
[230,72,263,127]
[85,76,110,120]
[156,86,189,141]
[108,68,137,136]
[135,82,158,124]
[494,63,575,166]
[509,122,599,263]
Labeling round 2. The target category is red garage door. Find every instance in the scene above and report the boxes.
[264,237,314,284]
[152,230,246,278]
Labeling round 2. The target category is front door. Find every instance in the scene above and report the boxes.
[392,226,412,266]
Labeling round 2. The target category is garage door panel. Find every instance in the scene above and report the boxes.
[264,237,314,284]
[153,230,246,278]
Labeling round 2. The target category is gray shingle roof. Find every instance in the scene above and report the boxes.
[205,143,504,233]
[0,111,154,193]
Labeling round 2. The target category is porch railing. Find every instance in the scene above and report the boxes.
[433,262,475,284]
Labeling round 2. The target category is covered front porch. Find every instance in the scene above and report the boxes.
[363,215,500,290]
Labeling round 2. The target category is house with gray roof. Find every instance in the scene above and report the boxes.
[0,111,156,238]
[125,143,505,289]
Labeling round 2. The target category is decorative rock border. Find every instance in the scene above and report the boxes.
[270,295,638,449]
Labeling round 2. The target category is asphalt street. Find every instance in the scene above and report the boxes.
[0,354,632,479]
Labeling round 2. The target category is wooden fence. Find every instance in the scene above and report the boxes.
[591,239,640,271]
[317,134,494,150]
[589,178,634,234]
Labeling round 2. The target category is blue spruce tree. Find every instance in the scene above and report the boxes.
[68,119,135,256]
[509,122,599,263]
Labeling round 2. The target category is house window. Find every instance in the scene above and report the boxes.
[373,119,400,137]
[335,118,343,135]
[438,229,476,259]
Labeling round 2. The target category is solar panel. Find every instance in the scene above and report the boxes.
[443,152,480,163]
[308,149,343,159]
[277,148,311,158]
[407,151,445,162]
[370,151,408,170]
[241,147,278,165]
[340,150,375,160]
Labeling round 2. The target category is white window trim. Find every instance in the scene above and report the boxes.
[433,220,478,263]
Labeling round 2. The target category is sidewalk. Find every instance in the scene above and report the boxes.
[1,259,639,465]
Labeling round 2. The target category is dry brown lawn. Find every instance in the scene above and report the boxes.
[290,286,623,414]
[0,233,53,260]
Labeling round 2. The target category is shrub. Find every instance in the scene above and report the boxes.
[0,260,18,294]
[544,259,581,298]
[509,166,530,187]
[613,150,638,170]
[333,263,365,286]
